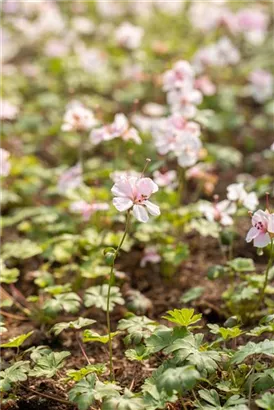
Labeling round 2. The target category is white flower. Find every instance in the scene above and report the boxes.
[0,148,11,176]
[62,102,97,132]
[1,100,18,120]
[115,22,144,50]
[176,134,202,168]
[227,183,258,211]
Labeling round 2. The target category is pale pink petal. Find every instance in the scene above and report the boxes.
[133,204,149,223]
[252,209,268,227]
[144,200,160,216]
[253,232,271,248]
[220,214,233,226]
[246,226,260,243]
[113,197,133,212]
[111,178,134,198]
[267,214,274,233]
[136,178,158,197]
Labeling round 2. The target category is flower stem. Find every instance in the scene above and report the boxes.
[177,165,185,206]
[79,131,85,176]
[106,210,131,381]
[259,238,274,307]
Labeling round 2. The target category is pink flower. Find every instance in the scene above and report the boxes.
[0,100,18,120]
[195,76,216,96]
[58,164,82,193]
[62,102,97,132]
[0,148,11,176]
[90,113,141,145]
[111,176,160,223]
[153,170,177,188]
[200,200,236,226]
[70,200,109,221]
[140,246,161,267]
[163,60,194,92]
[246,210,274,248]
[236,8,268,43]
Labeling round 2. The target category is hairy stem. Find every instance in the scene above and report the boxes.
[259,238,274,306]
[106,210,131,381]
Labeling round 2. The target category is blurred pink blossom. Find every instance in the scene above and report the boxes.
[91,114,141,145]
[195,76,216,96]
[140,246,161,267]
[58,164,82,193]
[0,148,11,177]
[0,100,18,120]
[70,200,109,220]
[62,102,97,132]
[248,69,273,103]
[200,200,236,226]
[163,60,194,92]
[115,22,144,50]
[153,170,177,188]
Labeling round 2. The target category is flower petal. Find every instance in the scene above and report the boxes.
[246,226,260,242]
[144,200,160,216]
[136,178,158,197]
[253,232,271,248]
[133,204,149,223]
[111,178,134,198]
[113,197,133,212]
[267,214,274,233]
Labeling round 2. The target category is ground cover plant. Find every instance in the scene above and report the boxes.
[1,1,274,409]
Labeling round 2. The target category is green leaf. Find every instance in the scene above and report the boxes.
[0,361,30,392]
[1,239,42,260]
[256,393,274,410]
[231,340,274,364]
[162,243,189,266]
[125,345,151,361]
[84,285,124,312]
[83,330,120,344]
[142,382,178,410]
[208,324,243,340]
[118,315,158,345]
[227,258,255,272]
[102,388,145,410]
[68,374,97,410]
[43,292,81,316]
[146,326,189,353]
[180,287,204,303]
[0,331,33,348]
[207,265,227,280]
[51,317,96,336]
[196,389,248,410]
[162,308,202,327]
[66,364,107,382]
[165,334,221,376]
[29,349,70,377]
[157,365,200,395]
[0,260,20,284]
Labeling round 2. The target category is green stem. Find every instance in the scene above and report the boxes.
[79,131,85,176]
[259,238,274,307]
[106,211,131,381]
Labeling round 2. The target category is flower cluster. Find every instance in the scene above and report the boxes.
[193,37,240,73]
[162,60,203,118]
[90,113,141,145]
[153,112,202,168]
